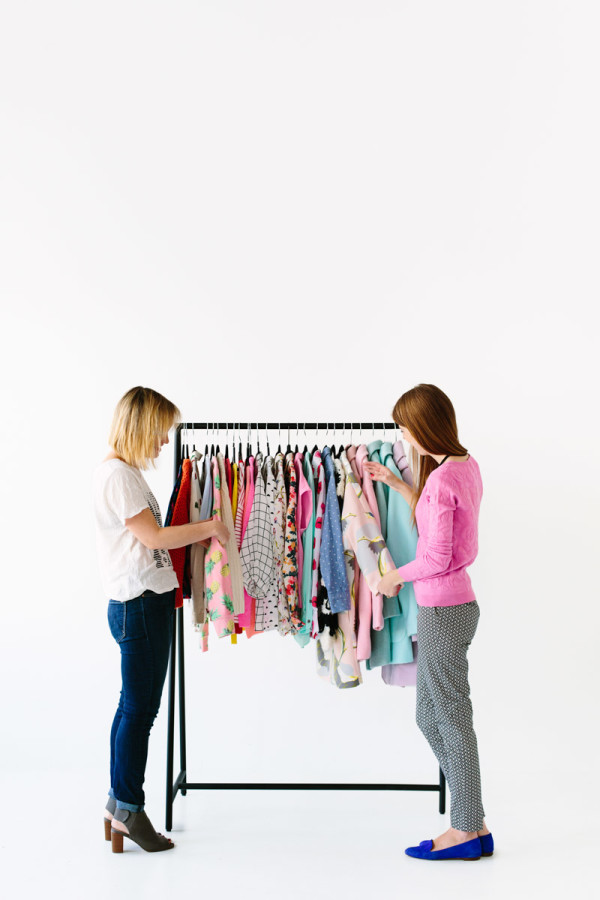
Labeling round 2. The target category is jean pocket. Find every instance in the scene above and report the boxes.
[107,598,148,644]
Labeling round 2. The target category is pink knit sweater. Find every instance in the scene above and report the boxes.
[394,455,483,607]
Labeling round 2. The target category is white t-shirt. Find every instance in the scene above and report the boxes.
[92,458,180,602]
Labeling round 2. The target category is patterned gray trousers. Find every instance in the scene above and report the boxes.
[416,600,485,831]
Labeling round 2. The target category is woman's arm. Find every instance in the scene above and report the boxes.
[124,508,220,551]
[362,461,415,505]
[394,480,456,582]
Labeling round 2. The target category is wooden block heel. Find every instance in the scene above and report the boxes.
[111,829,124,853]
[104,818,112,841]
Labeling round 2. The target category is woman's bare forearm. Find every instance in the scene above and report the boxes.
[154,520,214,550]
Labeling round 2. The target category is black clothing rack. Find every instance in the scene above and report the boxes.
[165,422,446,832]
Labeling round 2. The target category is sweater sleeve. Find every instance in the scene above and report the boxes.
[394,478,456,582]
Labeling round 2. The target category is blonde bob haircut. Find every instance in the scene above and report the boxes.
[108,387,181,471]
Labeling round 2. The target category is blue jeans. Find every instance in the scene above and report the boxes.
[107,588,175,812]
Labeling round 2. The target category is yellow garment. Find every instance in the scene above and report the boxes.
[231,462,238,520]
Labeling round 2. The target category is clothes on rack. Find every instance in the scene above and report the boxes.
[366,441,418,670]
[240,451,275,603]
[189,451,207,639]
[309,450,326,638]
[167,433,425,690]
[216,452,245,616]
[254,453,278,632]
[282,452,300,630]
[294,450,316,647]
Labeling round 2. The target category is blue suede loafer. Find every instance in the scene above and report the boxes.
[479,833,494,856]
[405,837,482,860]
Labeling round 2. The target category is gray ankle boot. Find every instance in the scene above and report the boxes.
[111,807,175,853]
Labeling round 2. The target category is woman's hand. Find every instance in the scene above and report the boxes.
[363,461,399,489]
[377,568,405,597]
[210,517,230,545]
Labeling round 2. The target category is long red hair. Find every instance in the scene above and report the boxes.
[392,384,468,529]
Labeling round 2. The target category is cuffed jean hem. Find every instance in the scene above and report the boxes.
[115,799,144,813]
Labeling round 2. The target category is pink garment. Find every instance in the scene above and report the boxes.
[340,450,396,664]
[382,636,418,687]
[237,456,255,628]
[216,452,245,615]
[310,451,326,639]
[355,445,385,643]
[294,452,313,618]
[392,440,414,487]
[345,444,361,482]
[202,457,235,647]
[394,455,482,606]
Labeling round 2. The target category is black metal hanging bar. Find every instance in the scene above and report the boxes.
[165,422,445,833]
[177,422,396,429]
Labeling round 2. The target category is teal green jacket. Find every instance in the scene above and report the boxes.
[294,450,315,648]
[366,440,418,668]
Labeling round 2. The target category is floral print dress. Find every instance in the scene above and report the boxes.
[282,451,301,632]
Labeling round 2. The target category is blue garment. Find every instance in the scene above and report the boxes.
[381,441,418,638]
[319,447,350,613]
[366,441,418,669]
[108,587,175,811]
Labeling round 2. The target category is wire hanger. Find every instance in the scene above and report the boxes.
[311,421,319,455]
[302,422,308,456]
[225,422,229,459]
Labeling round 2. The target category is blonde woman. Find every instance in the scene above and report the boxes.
[92,387,229,852]
[366,384,493,862]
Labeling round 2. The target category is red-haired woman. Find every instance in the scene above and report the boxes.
[366,384,493,862]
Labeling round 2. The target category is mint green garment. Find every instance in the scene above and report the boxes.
[367,439,387,540]
[294,450,315,649]
[366,441,418,669]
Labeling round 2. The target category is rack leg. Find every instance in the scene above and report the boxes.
[438,766,446,814]
[165,609,177,832]
[178,606,187,795]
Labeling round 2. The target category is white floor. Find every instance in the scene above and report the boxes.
[1,765,593,899]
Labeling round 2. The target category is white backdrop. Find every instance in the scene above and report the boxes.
[1,1,598,896]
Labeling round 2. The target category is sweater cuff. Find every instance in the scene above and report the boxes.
[394,562,418,583]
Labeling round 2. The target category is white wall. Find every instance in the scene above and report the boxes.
[1,0,598,835]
